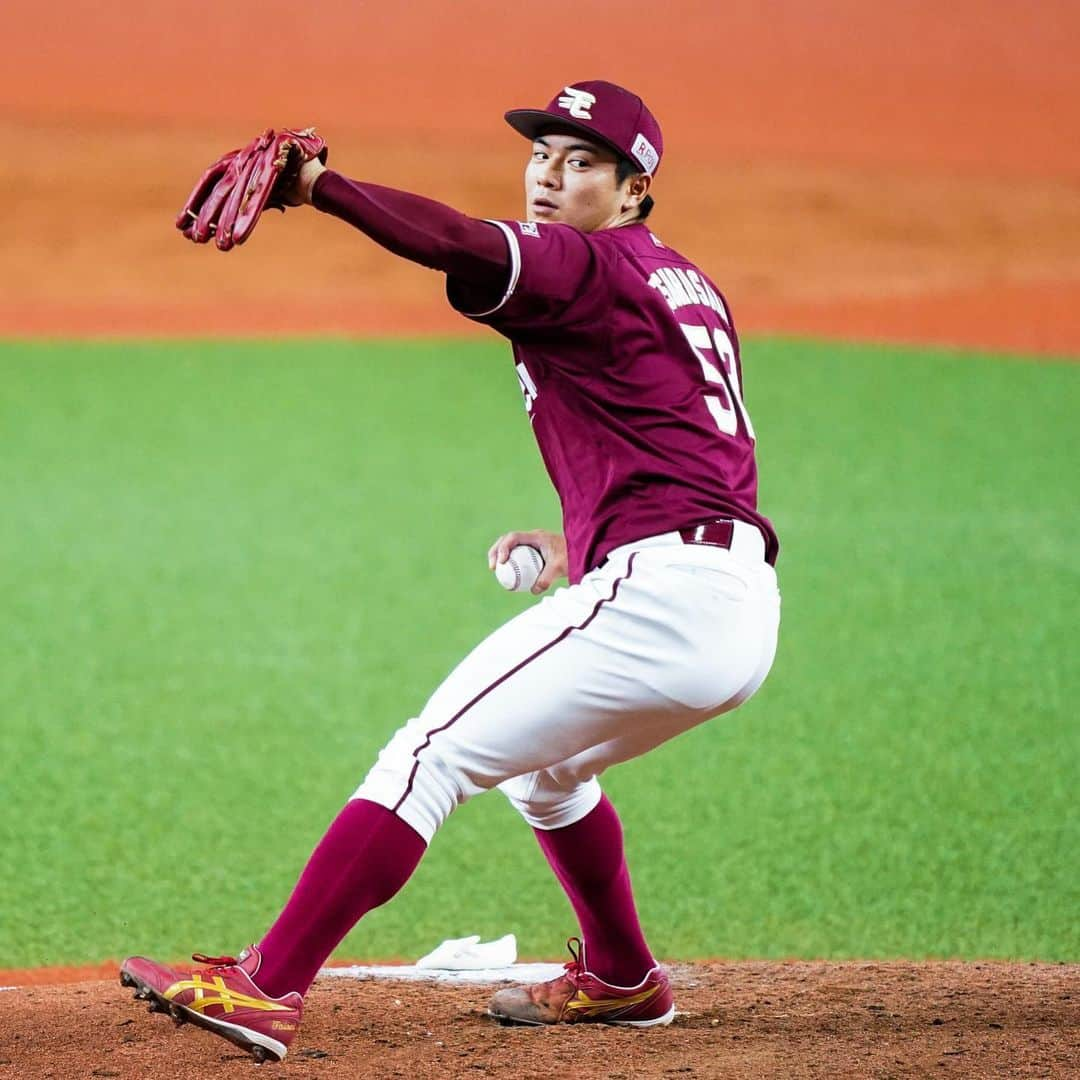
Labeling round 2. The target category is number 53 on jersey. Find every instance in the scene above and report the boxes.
[679,322,756,440]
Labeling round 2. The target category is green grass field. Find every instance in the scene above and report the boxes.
[1,337,1076,969]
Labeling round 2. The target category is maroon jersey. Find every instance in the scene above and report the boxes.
[448,220,778,583]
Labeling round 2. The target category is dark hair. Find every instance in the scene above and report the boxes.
[615,156,655,221]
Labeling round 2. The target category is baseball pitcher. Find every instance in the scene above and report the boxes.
[121,80,781,1063]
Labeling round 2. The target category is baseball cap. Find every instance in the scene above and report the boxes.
[505,80,664,176]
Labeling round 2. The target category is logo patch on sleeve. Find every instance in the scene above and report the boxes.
[517,221,540,238]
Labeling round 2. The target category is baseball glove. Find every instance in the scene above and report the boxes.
[177,127,328,251]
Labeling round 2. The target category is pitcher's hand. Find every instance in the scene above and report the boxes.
[488,530,568,595]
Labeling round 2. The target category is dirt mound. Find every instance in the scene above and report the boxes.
[2,961,1075,1078]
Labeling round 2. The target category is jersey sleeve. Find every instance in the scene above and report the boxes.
[446,220,611,336]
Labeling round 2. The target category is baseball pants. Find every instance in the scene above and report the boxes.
[354,524,781,843]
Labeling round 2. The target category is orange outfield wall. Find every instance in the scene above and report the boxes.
[2,0,1079,354]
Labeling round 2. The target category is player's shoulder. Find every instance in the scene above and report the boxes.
[496,219,587,245]
[494,219,606,265]
[591,223,696,266]
[600,226,734,326]
[498,220,680,261]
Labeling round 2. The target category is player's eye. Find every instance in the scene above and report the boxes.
[569,157,591,168]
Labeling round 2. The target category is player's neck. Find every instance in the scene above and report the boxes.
[597,209,643,232]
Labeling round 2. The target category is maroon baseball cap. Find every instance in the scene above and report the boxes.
[505,80,664,176]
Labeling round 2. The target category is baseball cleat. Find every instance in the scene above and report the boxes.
[488,938,675,1027]
[120,944,302,1063]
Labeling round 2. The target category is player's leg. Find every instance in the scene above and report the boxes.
[119,580,615,1055]
[368,536,777,996]
[200,557,664,1007]
[497,539,780,988]
[351,542,766,841]
[536,789,651,987]
[120,798,423,1062]
[484,783,675,1027]
[253,798,426,999]
[124,535,776,1049]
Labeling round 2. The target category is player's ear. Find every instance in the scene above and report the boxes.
[621,172,651,213]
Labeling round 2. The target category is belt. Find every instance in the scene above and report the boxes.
[679,519,735,549]
[679,518,769,564]
[608,518,769,566]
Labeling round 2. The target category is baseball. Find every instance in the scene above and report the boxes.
[495,545,545,593]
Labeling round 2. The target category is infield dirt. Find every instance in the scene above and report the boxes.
[3,0,1080,355]
[2,961,1076,1079]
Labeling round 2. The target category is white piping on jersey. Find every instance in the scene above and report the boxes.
[458,220,523,318]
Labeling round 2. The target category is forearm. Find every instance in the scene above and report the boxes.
[310,170,509,286]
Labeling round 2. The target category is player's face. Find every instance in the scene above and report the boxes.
[525,133,641,232]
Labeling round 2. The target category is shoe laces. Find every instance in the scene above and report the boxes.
[562,937,586,984]
[191,952,238,971]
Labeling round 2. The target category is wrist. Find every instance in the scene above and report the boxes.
[298,159,329,205]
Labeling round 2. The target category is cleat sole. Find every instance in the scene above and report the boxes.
[487,1003,676,1028]
[608,1003,677,1027]
[489,1009,545,1027]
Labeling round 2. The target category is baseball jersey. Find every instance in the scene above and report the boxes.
[447,221,779,584]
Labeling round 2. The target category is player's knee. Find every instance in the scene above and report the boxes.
[353,724,493,842]
[498,772,603,830]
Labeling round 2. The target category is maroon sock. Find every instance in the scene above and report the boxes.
[534,794,655,986]
[255,798,426,998]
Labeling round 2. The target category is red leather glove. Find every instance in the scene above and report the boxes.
[177,127,328,251]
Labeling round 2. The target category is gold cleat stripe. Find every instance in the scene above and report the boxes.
[163,976,291,1013]
[565,985,660,1013]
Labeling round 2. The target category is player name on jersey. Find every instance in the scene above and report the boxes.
[646,266,730,322]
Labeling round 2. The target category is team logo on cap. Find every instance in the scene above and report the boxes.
[557,86,597,120]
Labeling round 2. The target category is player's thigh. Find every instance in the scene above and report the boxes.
[412,565,699,790]
[630,545,780,710]
[430,545,779,778]
[505,549,781,807]
[357,562,685,838]
[367,543,779,839]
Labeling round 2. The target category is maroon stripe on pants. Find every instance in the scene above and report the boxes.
[392,553,639,814]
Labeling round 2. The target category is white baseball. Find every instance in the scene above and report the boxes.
[495,545,544,593]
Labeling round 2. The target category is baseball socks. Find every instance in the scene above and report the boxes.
[534,793,656,987]
[254,798,426,999]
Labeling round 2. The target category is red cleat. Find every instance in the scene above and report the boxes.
[120,944,302,1063]
[488,938,675,1027]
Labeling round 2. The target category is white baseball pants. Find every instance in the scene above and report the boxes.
[354,525,780,843]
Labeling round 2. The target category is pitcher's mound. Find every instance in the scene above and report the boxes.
[1,960,1075,1078]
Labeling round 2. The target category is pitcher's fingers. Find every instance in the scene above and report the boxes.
[531,566,558,595]
[488,533,515,569]
[497,533,527,566]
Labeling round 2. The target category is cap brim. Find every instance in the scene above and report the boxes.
[504,109,631,165]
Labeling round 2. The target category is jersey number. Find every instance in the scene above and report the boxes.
[679,322,756,440]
